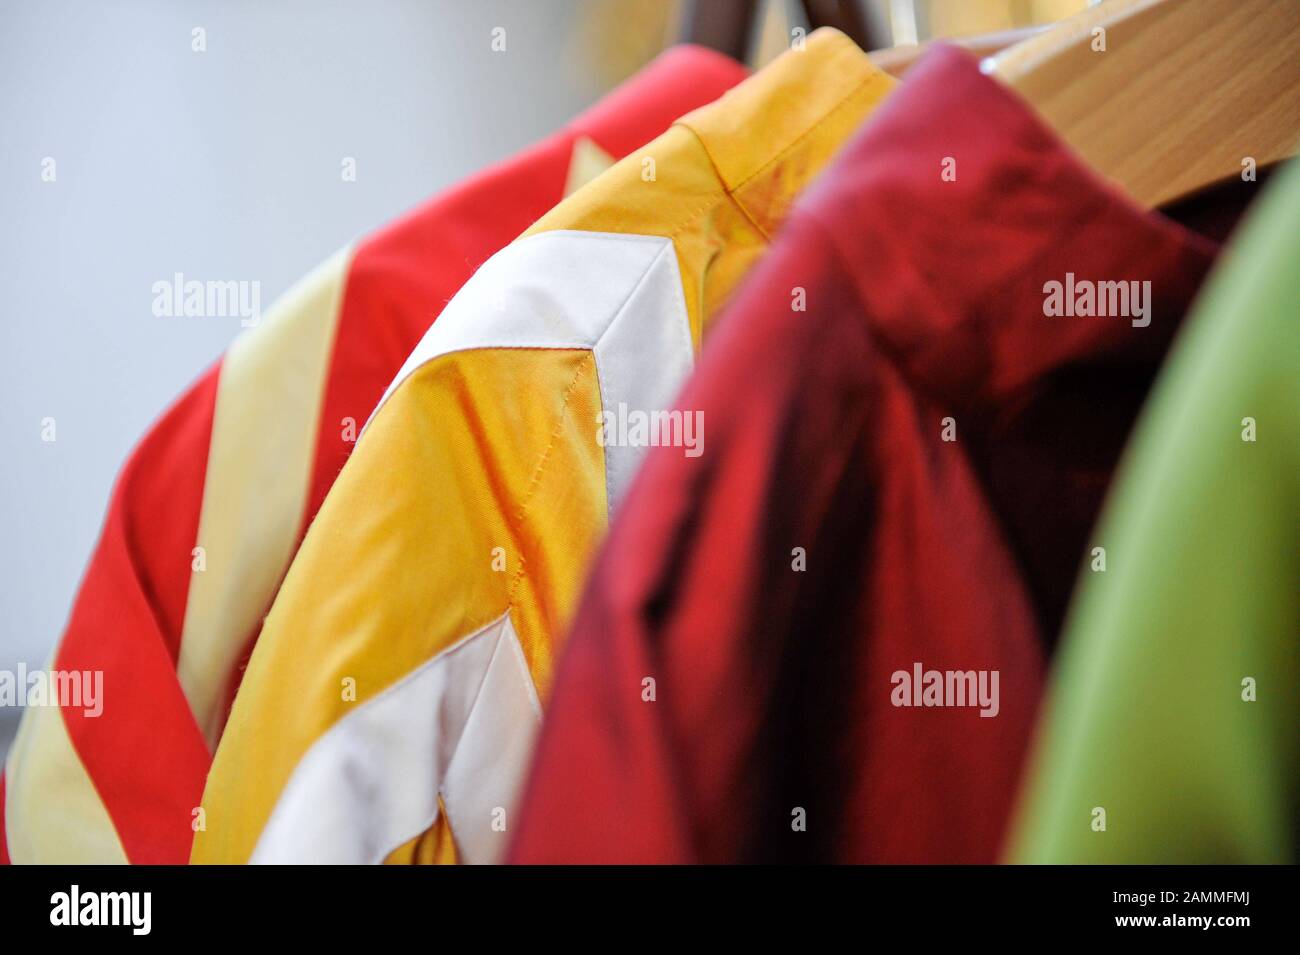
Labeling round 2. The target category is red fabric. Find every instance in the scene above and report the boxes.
[54,370,219,864]
[510,46,1224,864]
[1,44,746,864]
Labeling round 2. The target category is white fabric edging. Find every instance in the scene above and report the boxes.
[363,229,695,512]
[251,612,541,864]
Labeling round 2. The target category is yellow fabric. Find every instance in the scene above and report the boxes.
[5,681,129,863]
[384,798,460,864]
[194,348,603,862]
[563,136,617,197]
[193,28,893,864]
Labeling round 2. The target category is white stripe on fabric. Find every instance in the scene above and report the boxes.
[249,612,541,865]
[363,229,695,513]
[253,230,695,863]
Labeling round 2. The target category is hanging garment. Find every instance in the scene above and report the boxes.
[0,44,747,866]
[190,28,896,865]
[508,44,1249,864]
[1007,159,1300,864]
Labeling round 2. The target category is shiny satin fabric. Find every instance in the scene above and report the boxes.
[191,28,895,864]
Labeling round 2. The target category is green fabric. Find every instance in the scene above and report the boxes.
[1009,161,1300,864]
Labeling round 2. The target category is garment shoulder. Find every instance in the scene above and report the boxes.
[365,230,694,429]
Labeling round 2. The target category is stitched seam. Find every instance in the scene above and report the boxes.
[436,618,541,863]
[732,71,892,195]
[257,612,508,864]
[503,351,595,610]
[590,241,680,511]
[504,237,678,608]
[436,617,512,849]
[504,624,544,718]
[675,68,891,238]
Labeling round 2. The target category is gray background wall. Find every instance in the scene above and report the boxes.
[0,0,648,763]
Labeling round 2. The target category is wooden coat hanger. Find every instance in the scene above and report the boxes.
[798,0,880,52]
[870,25,1048,79]
[683,0,879,63]
[985,0,1300,209]
[681,0,759,62]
